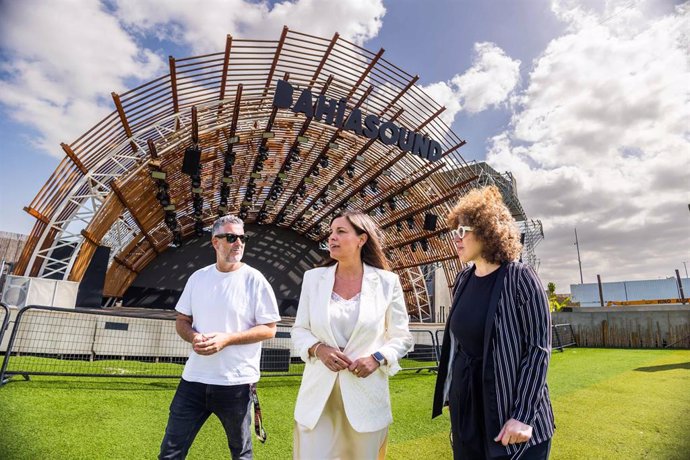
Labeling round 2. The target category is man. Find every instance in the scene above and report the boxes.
[159,215,281,460]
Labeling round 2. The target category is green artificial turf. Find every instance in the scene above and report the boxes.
[0,348,688,459]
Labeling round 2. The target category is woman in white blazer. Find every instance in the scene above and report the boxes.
[291,212,413,460]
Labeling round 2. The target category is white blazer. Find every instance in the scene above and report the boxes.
[291,263,414,432]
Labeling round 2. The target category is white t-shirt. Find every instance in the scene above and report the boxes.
[175,263,281,385]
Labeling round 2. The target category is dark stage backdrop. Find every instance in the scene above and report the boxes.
[123,224,326,315]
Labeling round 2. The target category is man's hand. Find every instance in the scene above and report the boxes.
[348,356,380,378]
[494,418,533,446]
[193,332,233,355]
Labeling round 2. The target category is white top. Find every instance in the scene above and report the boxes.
[329,291,361,349]
[175,263,281,385]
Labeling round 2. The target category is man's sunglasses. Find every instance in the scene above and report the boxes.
[215,233,248,243]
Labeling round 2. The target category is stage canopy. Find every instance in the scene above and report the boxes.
[14,27,542,318]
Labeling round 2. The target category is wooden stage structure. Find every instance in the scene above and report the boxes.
[13,27,542,318]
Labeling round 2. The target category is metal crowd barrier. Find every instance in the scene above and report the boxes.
[401,329,439,372]
[434,324,577,356]
[435,329,445,359]
[552,323,577,351]
[0,305,187,383]
[0,306,308,384]
[0,305,446,384]
[259,325,304,376]
[0,302,9,353]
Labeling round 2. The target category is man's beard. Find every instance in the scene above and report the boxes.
[224,250,242,263]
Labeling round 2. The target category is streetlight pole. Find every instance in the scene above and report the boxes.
[574,228,583,284]
[683,261,688,278]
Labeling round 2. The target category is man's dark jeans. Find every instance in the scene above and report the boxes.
[159,378,253,460]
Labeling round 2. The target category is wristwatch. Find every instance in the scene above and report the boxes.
[372,351,386,366]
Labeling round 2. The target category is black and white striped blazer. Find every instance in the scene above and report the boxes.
[433,261,555,459]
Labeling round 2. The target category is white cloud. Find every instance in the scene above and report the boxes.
[0,0,386,157]
[487,0,690,291]
[0,0,165,155]
[114,0,385,52]
[421,42,521,125]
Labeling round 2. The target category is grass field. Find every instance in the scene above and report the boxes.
[0,348,688,459]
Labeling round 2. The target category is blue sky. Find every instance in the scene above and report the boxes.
[0,0,688,290]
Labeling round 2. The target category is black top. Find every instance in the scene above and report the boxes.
[448,268,501,459]
[449,268,500,358]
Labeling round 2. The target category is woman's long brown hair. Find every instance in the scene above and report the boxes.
[319,212,390,270]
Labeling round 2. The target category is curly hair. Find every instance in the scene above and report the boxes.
[446,185,522,264]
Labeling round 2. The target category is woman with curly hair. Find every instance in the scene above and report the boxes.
[432,186,554,460]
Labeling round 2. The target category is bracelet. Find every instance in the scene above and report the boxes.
[312,342,324,359]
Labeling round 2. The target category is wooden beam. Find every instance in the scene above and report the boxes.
[309,103,462,234]
[308,32,339,89]
[380,75,419,117]
[111,92,138,153]
[263,26,289,98]
[257,75,334,219]
[380,176,478,229]
[169,56,180,116]
[23,206,50,224]
[217,84,243,213]
[361,161,447,214]
[303,97,448,236]
[80,229,99,246]
[272,84,376,223]
[229,84,243,137]
[109,180,160,254]
[114,255,138,274]
[440,140,467,159]
[387,227,448,250]
[346,48,384,100]
[219,34,233,101]
[393,253,458,271]
[191,106,199,145]
[299,108,406,232]
[305,147,408,235]
[60,143,88,174]
[263,72,288,137]
[147,139,158,160]
[416,105,446,132]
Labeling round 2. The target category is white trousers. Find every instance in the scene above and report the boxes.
[293,377,388,460]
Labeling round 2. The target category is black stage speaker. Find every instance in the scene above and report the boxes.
[75,245,111,308]
[423,213,438,231]
[181,146,201,176]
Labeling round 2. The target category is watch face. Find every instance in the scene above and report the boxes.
[373,352,385,362]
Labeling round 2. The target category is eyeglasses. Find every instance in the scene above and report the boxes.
[450,226,474,239]
[215,233,248,243]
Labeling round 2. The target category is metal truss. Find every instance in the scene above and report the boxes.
[406,266,431,322]
[28,102,232,280]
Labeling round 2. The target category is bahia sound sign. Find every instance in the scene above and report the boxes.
[272,80,443,161]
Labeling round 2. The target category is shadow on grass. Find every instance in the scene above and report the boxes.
[0,366,438,393]
[0,377,304,391]
[634,362,690,372]
[0,376,180,391]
